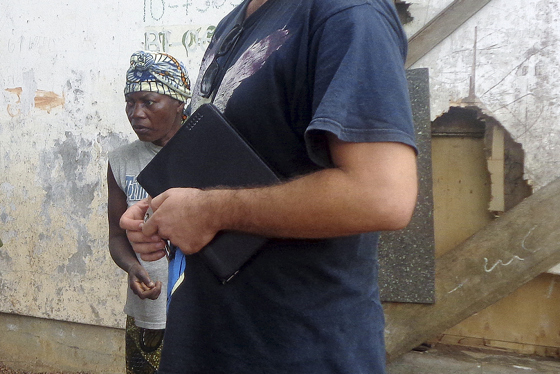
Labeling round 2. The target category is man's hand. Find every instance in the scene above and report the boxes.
[127,262,162,300]
[120,199,168,261]
[142,188,224,255]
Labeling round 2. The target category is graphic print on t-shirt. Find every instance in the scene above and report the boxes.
[125,175,149,202]
[214,28,290,109]
[192,28,291,112]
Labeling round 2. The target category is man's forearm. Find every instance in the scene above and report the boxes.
[212,163,416,239]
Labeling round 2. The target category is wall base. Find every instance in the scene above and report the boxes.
[0,312,124,373]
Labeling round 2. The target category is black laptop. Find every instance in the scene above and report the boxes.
[137,103,279,283]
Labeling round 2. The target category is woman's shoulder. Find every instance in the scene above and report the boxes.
[109,139,145,160]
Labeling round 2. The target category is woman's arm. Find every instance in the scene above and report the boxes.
[107,164,162,300]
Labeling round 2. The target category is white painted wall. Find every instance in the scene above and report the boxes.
[407,0,560,190]
[0,0,241,328]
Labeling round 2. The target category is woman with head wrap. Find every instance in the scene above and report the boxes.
[107,51,190,374]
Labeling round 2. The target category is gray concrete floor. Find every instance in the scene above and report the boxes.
[387,345,560,374]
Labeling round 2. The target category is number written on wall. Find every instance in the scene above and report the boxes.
[143,0,233,22]
[144,26,215,57]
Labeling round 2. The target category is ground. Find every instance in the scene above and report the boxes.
[3,344,560,373]
[0,364,87,374]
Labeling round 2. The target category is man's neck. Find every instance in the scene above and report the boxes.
[245,0,268,20]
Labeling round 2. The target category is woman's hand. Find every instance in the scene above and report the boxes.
[127,262,163,300]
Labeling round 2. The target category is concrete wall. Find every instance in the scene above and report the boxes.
[0,312,124,373]
[2,0,560,370]
[0,0,240,330]
[407,0,560,190]
[408,0,560,353]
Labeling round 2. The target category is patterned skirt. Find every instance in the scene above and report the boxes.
[125,316,165,374]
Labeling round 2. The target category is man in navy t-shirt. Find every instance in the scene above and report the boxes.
[122,0,418,372]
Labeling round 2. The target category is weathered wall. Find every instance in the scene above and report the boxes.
[0,312,124,373]
[405,0,454,36]
[0,0,240,329]
[407,0,560,190]
[1,0,558,338]
[406,0,560,353]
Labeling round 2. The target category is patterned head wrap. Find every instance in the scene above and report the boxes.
[124,51,191,103]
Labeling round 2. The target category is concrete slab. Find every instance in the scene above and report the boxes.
[388,345,560,374]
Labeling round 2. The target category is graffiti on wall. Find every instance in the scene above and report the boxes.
[144,25,215,58]
[7,35,56,54]
[143,0,239,23]
[141,0,241,79]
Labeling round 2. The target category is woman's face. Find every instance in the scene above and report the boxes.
[125,91,184,147]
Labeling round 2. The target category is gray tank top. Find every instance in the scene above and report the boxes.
[109,140,168,329]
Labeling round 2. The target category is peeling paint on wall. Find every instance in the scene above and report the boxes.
[3,0,557,332]
[5,88,22,117]
[35,90,65,113]
[410,0,560,189]
[5,88,64,115]
[0,0,240,329]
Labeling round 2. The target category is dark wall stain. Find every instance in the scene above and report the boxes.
[38,132,99,275]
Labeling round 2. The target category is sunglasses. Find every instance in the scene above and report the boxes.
[200,24,244,99]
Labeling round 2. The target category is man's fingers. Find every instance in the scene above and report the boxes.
[129,240,167,255]
[141,217,159,237]
[139,249,167,262]
[120,215,142,231]
[150,191,168,211]
[142,191,169,236]
[125,229,163,245]
[120,199,150,231]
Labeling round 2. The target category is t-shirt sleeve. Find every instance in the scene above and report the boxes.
[304,3,417,167]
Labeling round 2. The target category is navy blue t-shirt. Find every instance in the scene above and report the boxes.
[159,0,416,373]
